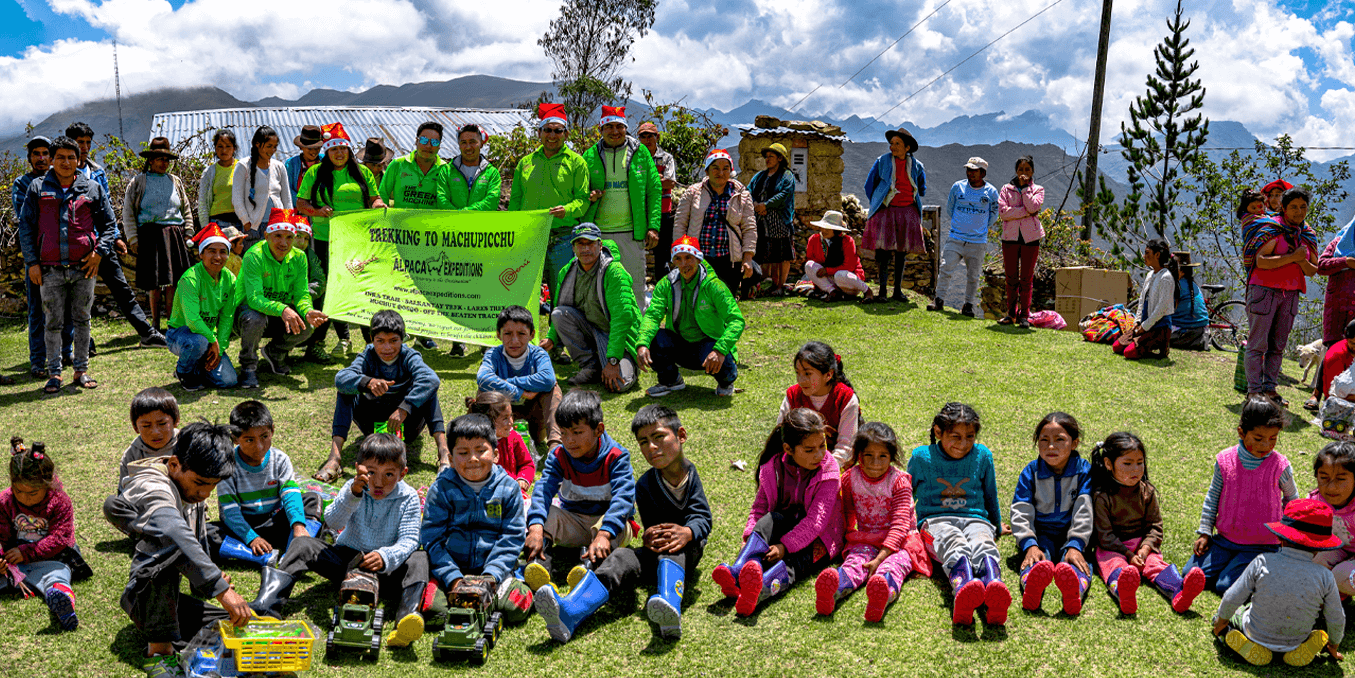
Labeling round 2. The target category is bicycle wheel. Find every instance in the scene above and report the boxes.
[1208,299,1248,352]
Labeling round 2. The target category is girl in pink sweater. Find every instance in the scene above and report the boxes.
[0,442,81,631]
[815,422,929,621]
[712,408,844,616]
[1312,441,1355,595]
[466,391,536,504]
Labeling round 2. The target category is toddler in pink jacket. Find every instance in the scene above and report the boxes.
[712,408,844,617]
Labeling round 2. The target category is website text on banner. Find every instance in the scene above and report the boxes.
[324,208,552,345]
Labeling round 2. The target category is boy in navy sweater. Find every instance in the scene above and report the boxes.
[523,391,635,597]
[318,309,450,481]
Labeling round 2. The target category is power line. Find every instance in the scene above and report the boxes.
[855,0,1069,134]
[785,0,953,114]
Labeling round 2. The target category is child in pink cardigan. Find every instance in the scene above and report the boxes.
[815,422,929,621]
[1312,441,1355,595]
[466,391,537,507]
[0,442,83,631]
[712,408,843,616]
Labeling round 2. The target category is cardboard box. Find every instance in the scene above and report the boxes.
[1054,267,1131,329]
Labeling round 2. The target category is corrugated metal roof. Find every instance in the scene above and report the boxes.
[148,106,535,159]
[733,123,847,142]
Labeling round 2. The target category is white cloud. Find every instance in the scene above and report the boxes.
[0,0,1352,161]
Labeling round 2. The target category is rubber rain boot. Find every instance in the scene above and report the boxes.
[535,569,610,643]
[1019,560,1054,611]
[1107,566,1140,615]
[737,559,791,617]
[44,583,78,631]
[384,583,426,647]
[220,536,276,567]
[948,556,986,625]
[1052,562,1090,615]
[863,573,899,623]
[645,557,685,639]
[248,567,296,619]
[712,531,769,599]
[979,555,1011,625]
[1155,564,1205,613]
[814,568,854,615]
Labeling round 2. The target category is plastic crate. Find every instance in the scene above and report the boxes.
[219,618,316,672]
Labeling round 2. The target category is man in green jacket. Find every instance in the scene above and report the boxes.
[166,224,242,391]
[509,104,590,300]
[637,236,744,397]
[380,122,445,208]
[582,105,661,305]
[438,123,501,211]
[235,209,327,388]
[539,223,639,392]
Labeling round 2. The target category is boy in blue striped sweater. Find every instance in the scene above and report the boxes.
[210,401,321,563]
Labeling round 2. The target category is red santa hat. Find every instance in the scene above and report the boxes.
[265,208,304,234]
[320,122,353,153]
[671,235,704,261]
[537,103,568,130]
[600,105,627,127]
[193,222,232,254]
[704,148,733,170]
[293,218,313,237]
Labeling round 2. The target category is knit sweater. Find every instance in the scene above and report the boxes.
[908,442,1002,527]
[0,485,75,562]
[744,453,844,559]
[780,383,859,464]
[636,460,712,546]
[1010,452,1094,555]
[1093,481,1164,555]
[528,432,635,538]
[197,160,238,224]
[216,447,306,544]
[422,465,525,586]
[327,477,421,574]
[944,180,999,243]
[117,430,180,481]
[168,263,240,351]
[1136,267,1177,331]
[239,241,313,317]
[335,344,441,415]
[496,430,536,490]
[1197,444,1297,542]
[842,465,913,552]
[1216,547,1345,651]
[475,345,557,401]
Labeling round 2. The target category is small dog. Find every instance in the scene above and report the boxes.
[1298,339,1325,387]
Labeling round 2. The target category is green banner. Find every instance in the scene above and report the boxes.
[324,208,552,345]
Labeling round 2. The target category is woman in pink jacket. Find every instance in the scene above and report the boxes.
[996,156,1045,328]
[677,150,757,296]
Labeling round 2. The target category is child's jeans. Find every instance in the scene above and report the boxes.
[0,559,71,592]
[531,507,635,572]
[1095,538,1168,583]
[40,265,95,376]
[166,326,239,387]
[936,239,985,308]
[595,542,705,593]
[840,543,913,589]
[1185,534,1277,594]
[922,516,999,575]
[332,389,445,441]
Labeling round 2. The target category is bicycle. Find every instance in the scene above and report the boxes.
[1200,283,1247,352]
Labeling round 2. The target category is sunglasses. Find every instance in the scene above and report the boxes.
[541,128,566,135]
[416,137,441,147]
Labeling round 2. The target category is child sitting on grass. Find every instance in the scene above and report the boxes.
[466,390,536,507]
[712,408,843,617]
[105,387,180,537]
[909,402,1008,625]
[524,390,636,595]
[1011,412,1094,615]
[1212,498,1345,667]
[1091,431,1205,614]
[0,443,84,631]
[1310,441,1355,594]
[477,305,563,455]
[212,401,321,563]
[1187,397,1298,593]
[421,415,533,633]
[535,405,712,642]
[117,421,250,678]
[816,421,926,621]
[778,341,860,465]
[251,433,430,648]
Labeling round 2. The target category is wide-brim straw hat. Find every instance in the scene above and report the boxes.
[810,210,851,232]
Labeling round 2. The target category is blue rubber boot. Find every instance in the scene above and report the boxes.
[535,569,610,643]
[712,531,769,598]
[219,536,276,567]
[737,559,792,616]
[646,557,685,639]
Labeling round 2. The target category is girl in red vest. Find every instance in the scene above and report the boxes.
[778,341,860,465]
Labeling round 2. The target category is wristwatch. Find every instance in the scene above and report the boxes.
[607,357,620,366]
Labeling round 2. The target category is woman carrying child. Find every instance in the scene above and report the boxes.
[1111,238,1177,361]
[1091,432,1204,614]
[815,422,927,621]
[122,137,196,333]
[803,211,872,301]
[778,341,859,465]
[0,443,85,631]
[1243,187,1319,405]
[711,408,843,617]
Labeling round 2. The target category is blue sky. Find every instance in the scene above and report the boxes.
[1,0,1353,158]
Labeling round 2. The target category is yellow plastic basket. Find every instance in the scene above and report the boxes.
[219,618,316,672]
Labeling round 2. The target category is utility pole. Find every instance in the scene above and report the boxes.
[1081,0,1113,241]
[113,40,125,140]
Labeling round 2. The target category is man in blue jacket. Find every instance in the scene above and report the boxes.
[930,157,999,317]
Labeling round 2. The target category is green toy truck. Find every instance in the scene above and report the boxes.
[326,568,383,662]
[432,575,502,665]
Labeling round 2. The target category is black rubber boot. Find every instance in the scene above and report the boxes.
[249,566,296,619]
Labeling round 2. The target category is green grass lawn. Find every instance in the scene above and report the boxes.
[0,295,1339,677]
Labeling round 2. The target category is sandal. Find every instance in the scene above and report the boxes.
[997,316,1015,325]
[75,373,98,389]
[1304,396,1320,412]
[43,377,62,394]
[312,459,343,484]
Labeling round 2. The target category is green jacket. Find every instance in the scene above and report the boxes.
[168,262,240,350]
[508,147,589,233]
[239,241,313,317]
[639,262,745,360]
[379,152,444,208]
[302,243,325,301]
[546,240,638,360]
[437,157,502,211]
[581,137,661,241]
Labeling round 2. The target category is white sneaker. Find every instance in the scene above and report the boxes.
[646,379,686,398]
[715,384,736,397]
